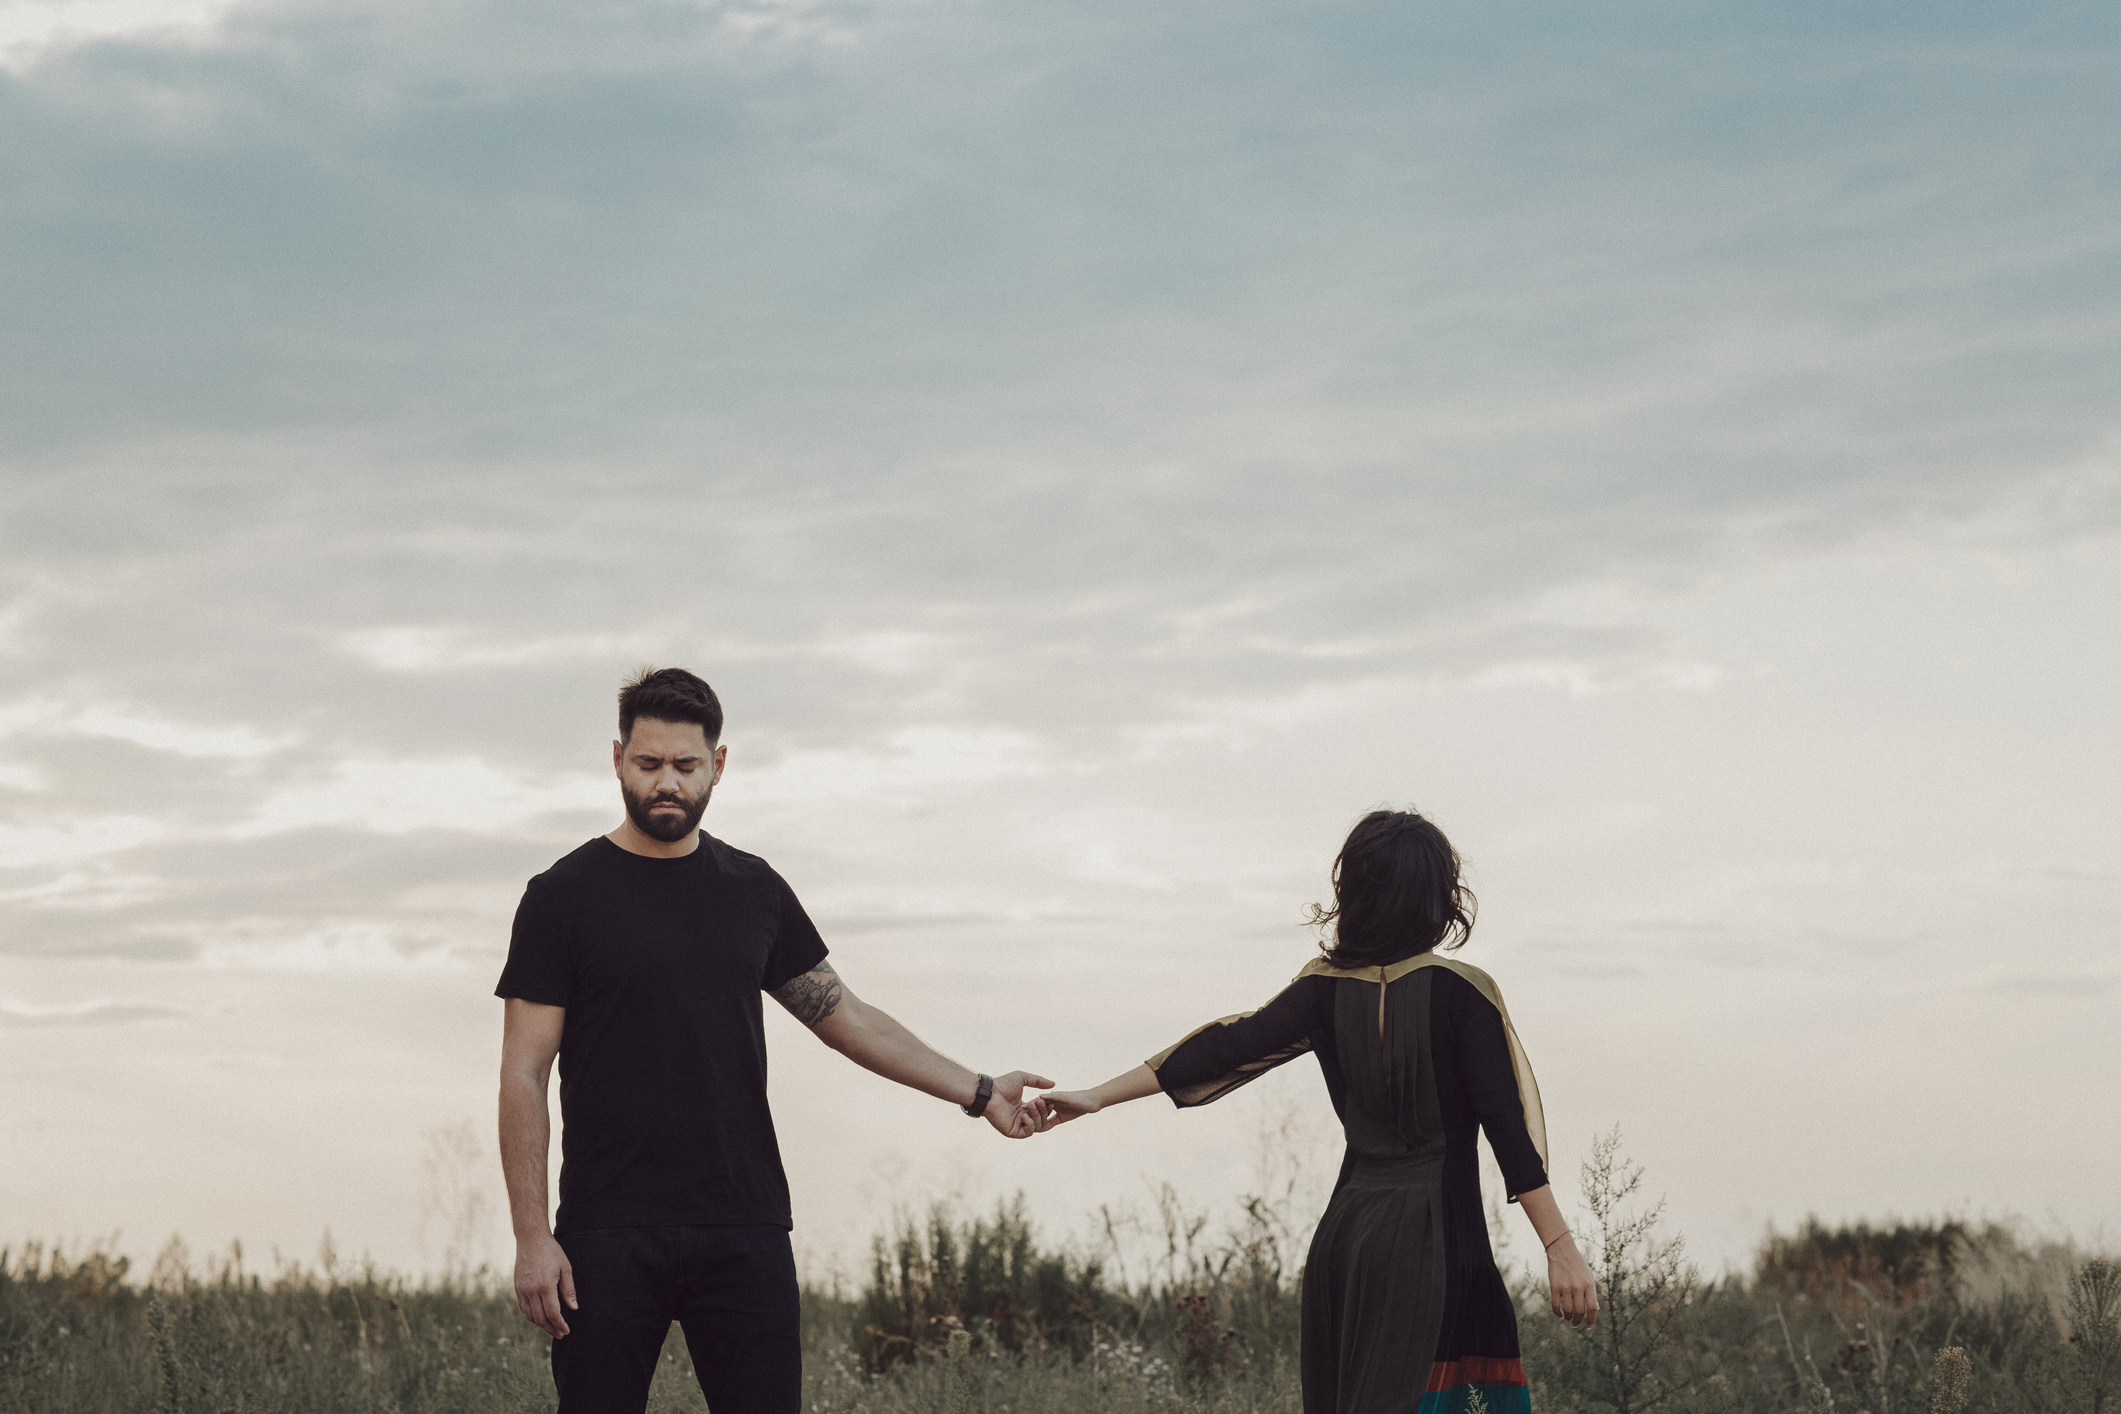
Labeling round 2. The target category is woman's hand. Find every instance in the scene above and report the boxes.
[1547,1236,1597,1328]
[1038,1065,1160,1130]
[1513,1185,1597,1328]
[1038,1088,1104,1128]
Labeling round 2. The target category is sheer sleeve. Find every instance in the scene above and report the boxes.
[1147,976,1325,1109]
[1449,975,1550,1198]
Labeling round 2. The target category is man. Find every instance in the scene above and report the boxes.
[497,667,1052,1413]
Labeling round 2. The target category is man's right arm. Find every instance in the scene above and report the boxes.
[499,997,574,1338]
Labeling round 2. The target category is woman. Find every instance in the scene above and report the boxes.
[1043,809,1597,1414]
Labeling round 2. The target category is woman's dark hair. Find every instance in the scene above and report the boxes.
[618,666,724,744]
[1308,809,1476,968]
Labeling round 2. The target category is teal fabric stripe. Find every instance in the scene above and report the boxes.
[1416,1384,1533,1414]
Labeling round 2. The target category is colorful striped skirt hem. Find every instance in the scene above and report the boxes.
[1415,1356,1531,1413]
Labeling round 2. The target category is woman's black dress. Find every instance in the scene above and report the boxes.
[1148,953,1547,1414]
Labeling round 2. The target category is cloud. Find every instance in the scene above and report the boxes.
[3,0,2112,559]
[1015,803,1265,893]
[0,997,188,1027]
[0,0,2109,999]
[339,625,671,673]
[0,0,240,68]
[0,697,291,758]
[191,919,473,972]
[232,757,612,837]
[1462,655,1725,698]
[734,728,1049,810]
[0,826,564,960]
[0,866,167,910]
[0,0,2114,813]
[71,706,290,758]
[0,816,163,868]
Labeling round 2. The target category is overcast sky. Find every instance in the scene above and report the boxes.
[3,0,2116,1281]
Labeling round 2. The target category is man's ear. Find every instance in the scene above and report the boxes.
[612,738,624,774]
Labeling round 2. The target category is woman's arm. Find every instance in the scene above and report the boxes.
[1440,974,1595,1326]
[1515,1184,1597,1327]
[1044,975,1324,1125]
[1144,976,1325,1108]
[1041,1063,1161,1126]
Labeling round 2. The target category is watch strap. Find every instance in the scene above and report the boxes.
[963,1073,994,1117]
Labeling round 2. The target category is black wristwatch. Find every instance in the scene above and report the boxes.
[962,1073,994,1117]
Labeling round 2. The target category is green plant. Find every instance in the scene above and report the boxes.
[2068,1258,2121,1414]
[147,1292,180,1414]
[855,1194,1115,1370]
[1554,1127,1698,1414]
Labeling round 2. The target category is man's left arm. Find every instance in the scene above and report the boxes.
[770,962,1051,1137]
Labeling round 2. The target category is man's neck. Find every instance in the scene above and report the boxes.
[606,822,701,858]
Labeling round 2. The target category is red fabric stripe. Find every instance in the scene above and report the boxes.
[1424,1357,1527,1391]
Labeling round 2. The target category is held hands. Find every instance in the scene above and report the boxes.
[976,1064,1154,1136]
[1025,1065,1157,1132]
[982,1070,1057,1138]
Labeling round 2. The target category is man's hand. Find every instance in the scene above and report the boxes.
[984,1070,1056,1137]
[513,1233,577,1338]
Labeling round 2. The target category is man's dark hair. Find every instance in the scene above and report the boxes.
[1309,808,1476,968]
[618,666,724,744]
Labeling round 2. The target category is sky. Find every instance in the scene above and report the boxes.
[2,0,2117,1283]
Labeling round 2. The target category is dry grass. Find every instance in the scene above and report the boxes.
[4,1137,2114,1413]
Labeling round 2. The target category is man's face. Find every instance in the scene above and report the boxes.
[613,717,724,843]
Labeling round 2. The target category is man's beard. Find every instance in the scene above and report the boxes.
[622,781,711,842]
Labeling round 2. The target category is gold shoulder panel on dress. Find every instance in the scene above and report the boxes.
[1289,951,1546,1173]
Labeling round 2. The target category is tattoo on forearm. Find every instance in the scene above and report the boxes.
[773,962,843,1027]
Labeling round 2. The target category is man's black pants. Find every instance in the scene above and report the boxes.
[552,1224,800,1414]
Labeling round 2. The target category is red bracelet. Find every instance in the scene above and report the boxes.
[1544,1229,1571,1251]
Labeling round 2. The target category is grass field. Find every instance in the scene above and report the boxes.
[5,1137,2115,1412]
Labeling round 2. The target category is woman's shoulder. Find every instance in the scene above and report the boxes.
[1282,959,1341,999]
[1426,960,1490,1006]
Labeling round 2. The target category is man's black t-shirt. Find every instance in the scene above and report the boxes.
[494,835,828,1234]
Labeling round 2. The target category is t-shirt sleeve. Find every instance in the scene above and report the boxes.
[1146,975,1324,1109]
[495,874,573,1007]
[1447,973,1550,1199]
[761,873,829,993]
